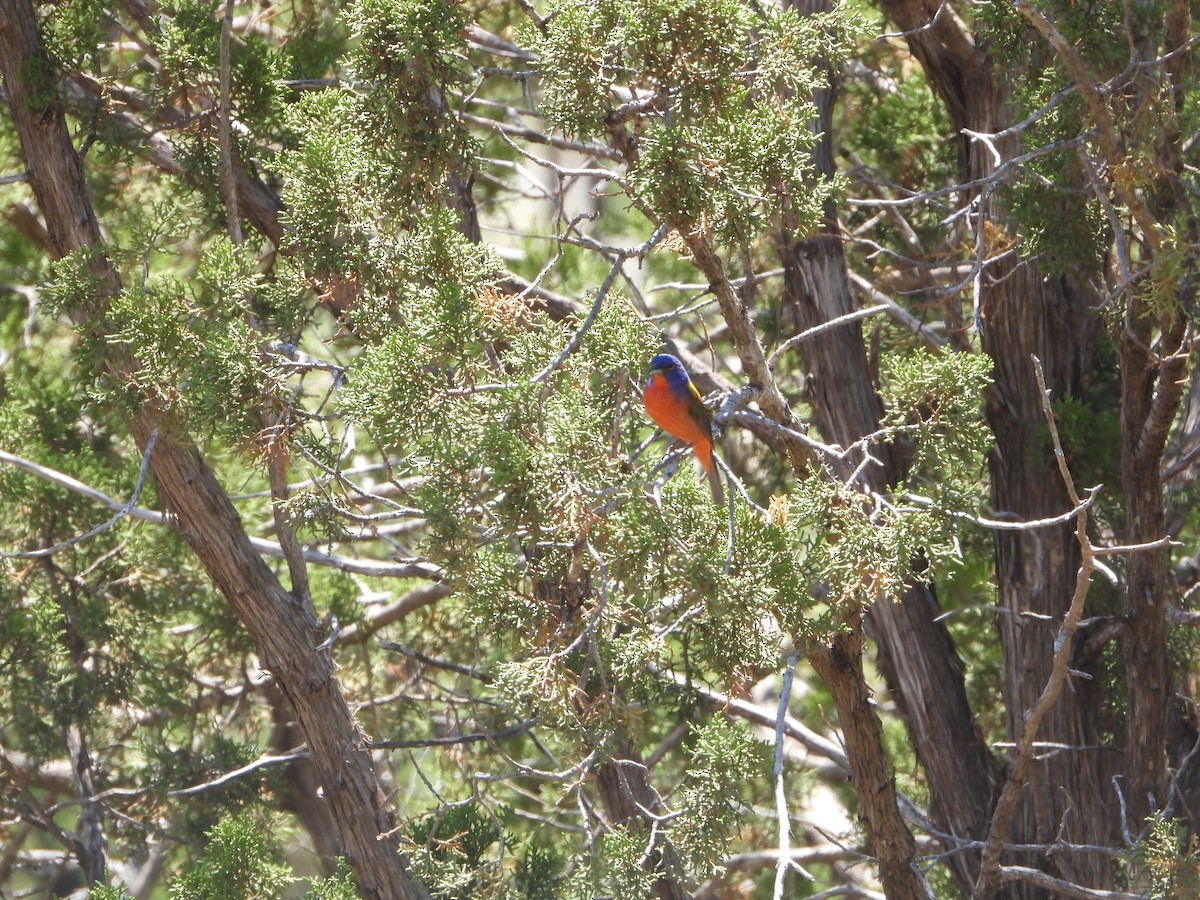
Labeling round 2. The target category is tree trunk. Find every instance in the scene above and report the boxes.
[0,5,431,896]
[268,686,341,873]
[1119,313,1188,826]
[594,741,690,900]
[676,220,932,896]
[1116,3,1194,828]
[127,416,431,900]
[980,261,1113,891]
[809,627,931,900]
[780,3,999,892]
[777,231,999,892]
[872,1,1121,893]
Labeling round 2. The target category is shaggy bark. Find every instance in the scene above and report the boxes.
[876,0,1119,893]
[779,2,1000,892]
[1115,0,1195,825]
[777,228,999,891]
[1119,309,1189,826]
[595,743,689,900]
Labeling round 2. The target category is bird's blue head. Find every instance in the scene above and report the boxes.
[648,353,691,392]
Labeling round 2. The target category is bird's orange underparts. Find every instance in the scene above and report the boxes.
[642,354,724,505]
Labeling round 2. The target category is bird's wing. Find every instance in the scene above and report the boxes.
[686,381,714,435]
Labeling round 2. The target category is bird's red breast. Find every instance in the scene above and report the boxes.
[642,373,715,475]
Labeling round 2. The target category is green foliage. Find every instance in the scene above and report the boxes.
[345,0,475,201]
[144,735,263,841]
[978,0,1196,301]
[90,885,135,900]
[14,33,63,113]
[279,91,493,318]
[170,814,294,900]
[407,801,505,898]
[976,0,1147,77]
[672,718,761,875]
[349,0,468,89]
[1027,333,1123,520]
[999,76,1108,276]
[844,58,954,192]
[6,0,1196,897]
[155,1,220,81]
[155,0,286,127]
[880,348,993,510]
[400,800,580,899]
[533,0,755,134]
[300,864,355,897]
[152,0,291,228]
[595,829,657,900]
[515,843,564,900]
[533,1,843,240]
[283,12,346,82]
[102,242,276,444]
[278,89,370,271]
[40,247,112,318]
[0,358,204,767]
[1010,179,1107,276]
[1143,226,1199,324]
[40,0,107,73]
[1051,393,1121,487]
[305,859,360,900]
[1129,815,1200,897]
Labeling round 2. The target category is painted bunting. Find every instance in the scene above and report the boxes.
[642,353,724,505]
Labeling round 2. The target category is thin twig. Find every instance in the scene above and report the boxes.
[217,0,242,245]
[649,663,849,771]
[266,438,310,600]
[768,304,891,365]
[0,445,444,578]
[531,225,666,384]
[379,642,493,682]
[170,721,538,797]
[170,751,308,796]
[1013,0,1159,250]
[997,866,1145,900]
[846,272,948,348]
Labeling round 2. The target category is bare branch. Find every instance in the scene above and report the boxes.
[650,663,850,771]
[266,438,311,601]
[973,356,1098,900]
[1013,0,1160,250]
[531,225,666,384]
[998,866,1145,900]
[0,429,158,559]
[769,304,892,364]
[0,447,442,579]
[773,652,811,897]
[846,273,948,349]
[171,751,309,797]
[696,845,869,900]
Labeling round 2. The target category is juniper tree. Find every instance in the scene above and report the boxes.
[1,1,1198,899]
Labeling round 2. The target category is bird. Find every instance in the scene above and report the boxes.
[642,353,724,505]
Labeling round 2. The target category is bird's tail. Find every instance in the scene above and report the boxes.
[694,441,725,506]
[706,462,725,506]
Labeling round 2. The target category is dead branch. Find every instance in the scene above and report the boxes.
[973,355,1099,900]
